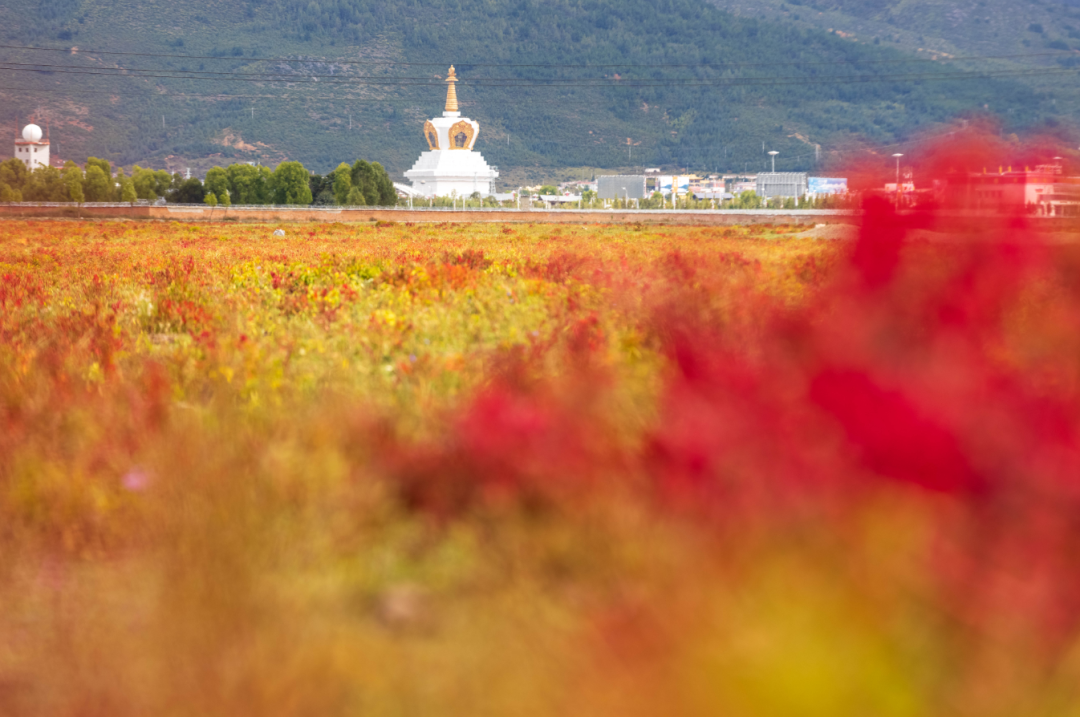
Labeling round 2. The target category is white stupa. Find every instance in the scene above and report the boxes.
[405,66,498,198]
[14,123,50,171]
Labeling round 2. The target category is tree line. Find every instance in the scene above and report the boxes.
[0,157,400,206]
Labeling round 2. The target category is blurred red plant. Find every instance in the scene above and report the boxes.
[376,138,1080,664]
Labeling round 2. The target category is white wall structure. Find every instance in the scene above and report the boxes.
[405,66,498,198]
[14,124,50,171]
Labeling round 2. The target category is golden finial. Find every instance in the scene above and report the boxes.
[445,65,459,113]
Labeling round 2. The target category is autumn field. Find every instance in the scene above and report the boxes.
[2,210,1080,716]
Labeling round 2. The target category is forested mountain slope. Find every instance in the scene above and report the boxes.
[0,0,1071,181]
[709,0,1080,61]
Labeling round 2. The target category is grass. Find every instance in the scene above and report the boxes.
[2,215,1080,716]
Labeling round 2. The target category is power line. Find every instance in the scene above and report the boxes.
[0,62,1074,87]
[1,57,1073,83]
[0,85,442,101]
[2,42,1080,70]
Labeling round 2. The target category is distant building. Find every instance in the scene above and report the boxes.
[947,166,1070,214]
[598,175,646,200]
[691,189,732,201]
[393,182,425,200]
[537,194,583,208]
[14,123,49,171]
[689,175,729,200]
[721,174,757,195]
[756,172,807,199]
[656,175,691,197]
[808,177,848,196]
[559,180,596,194]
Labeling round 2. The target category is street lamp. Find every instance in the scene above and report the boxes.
[892,153,903,207]
[768,150,779,173]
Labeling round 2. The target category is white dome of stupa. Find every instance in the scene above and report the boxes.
[404,66,498,199]
[22,124,43,142]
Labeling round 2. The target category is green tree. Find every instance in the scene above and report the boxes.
[309,173,335,205]
[331,163,353,205]
[254,166,274,204]
[132,166,160,200]
[22,166,66,201]
[0,183,21,202]
[168,172,185,197]
[204,192,218,207]
[0,158,28,191]
[63,163,84,203]
[732,190,762,209]
[114,167,130,201]
[226,164,258,204]
[350,160,378,206]
[170,178,206,204]
[153,170,173,199]
[83,165,112,202]
[85,157,111,180]
[371,162,397,205]
[219,191,231,207]
[204,167,229,200]
[271,161,313,205]
[226,164,274,204]
[121,178,138,203]
[345,186,365,206]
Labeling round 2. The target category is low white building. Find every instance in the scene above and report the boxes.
[537,194,582,208]
[393,182,425,200]
[14,123,49,171]
[404,66,498,198]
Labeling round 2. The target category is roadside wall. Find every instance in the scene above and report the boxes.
[0,203,855,226]
[3,204,1078,232]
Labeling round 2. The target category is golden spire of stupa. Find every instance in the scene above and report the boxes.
[445,65,459,113]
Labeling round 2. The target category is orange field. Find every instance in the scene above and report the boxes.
[3,212,1080,716]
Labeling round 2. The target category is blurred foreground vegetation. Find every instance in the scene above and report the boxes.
[2,217,1080,716]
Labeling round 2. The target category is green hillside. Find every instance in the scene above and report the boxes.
[0,0,1070,183]
[708,0,1080,61]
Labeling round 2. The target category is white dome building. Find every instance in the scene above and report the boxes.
[14,123,50,171]
[404,66,498,198]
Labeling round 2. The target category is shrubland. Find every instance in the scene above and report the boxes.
[2,209,1080,716]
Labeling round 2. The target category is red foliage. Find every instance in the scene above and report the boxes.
[379,146,1080,656]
